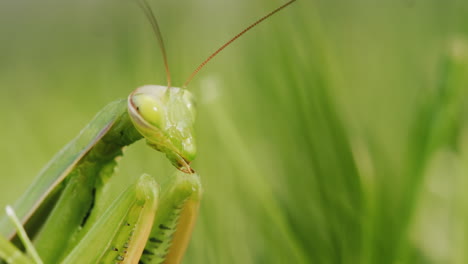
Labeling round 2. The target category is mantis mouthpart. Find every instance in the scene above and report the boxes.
[0,0,296,263]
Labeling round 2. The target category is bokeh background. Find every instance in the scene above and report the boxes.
[1,0,468,263]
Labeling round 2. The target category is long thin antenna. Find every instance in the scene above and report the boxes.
[183,0,296,88]
[137,0,172,88]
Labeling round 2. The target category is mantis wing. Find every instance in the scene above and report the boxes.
[0,99,142,241]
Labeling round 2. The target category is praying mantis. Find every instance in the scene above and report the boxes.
[0,0,296,263]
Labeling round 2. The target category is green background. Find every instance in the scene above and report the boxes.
[1,0,468,263]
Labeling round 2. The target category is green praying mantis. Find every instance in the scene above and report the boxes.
[0,0,296,263]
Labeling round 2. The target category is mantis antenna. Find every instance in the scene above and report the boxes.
[137,0,172,88]
[183,0,297,88]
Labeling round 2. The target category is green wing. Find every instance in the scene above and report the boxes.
[0,99,141,240]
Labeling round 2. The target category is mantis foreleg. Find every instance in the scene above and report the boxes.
[51,174,156,263]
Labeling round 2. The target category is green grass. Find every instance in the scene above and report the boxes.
[1,0,468,263]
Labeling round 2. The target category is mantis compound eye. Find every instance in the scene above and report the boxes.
[128,85,197,171]
[131,90,166,129]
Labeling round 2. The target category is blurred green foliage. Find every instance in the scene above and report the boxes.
[1,0,468,263]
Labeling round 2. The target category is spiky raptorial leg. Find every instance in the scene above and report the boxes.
[140,171,202,264]
[61,174,159,264]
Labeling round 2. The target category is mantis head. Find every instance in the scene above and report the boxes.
[131,0,296,172]
[128,85,196,173]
